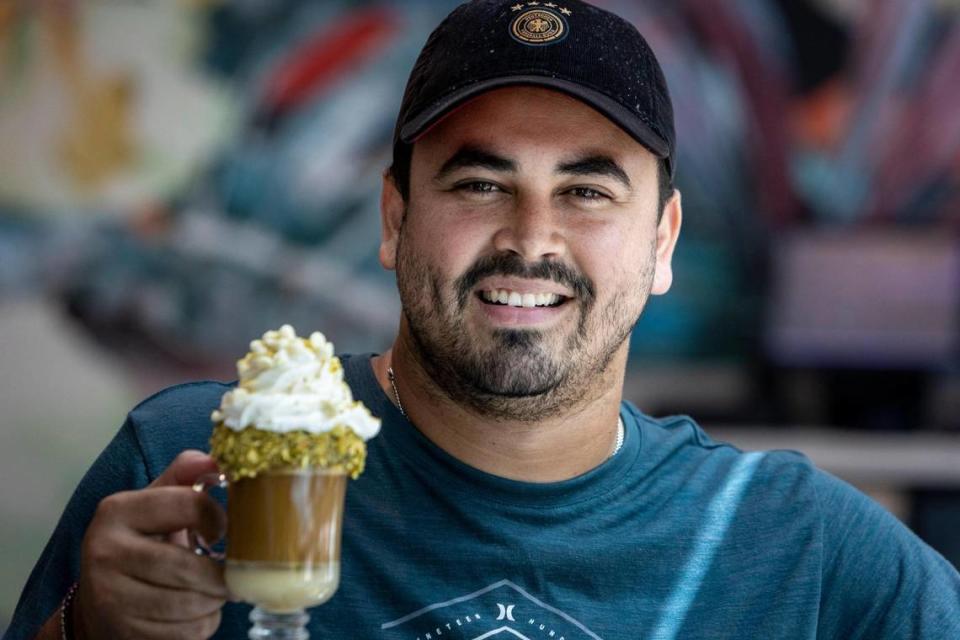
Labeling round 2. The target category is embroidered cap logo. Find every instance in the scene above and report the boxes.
[510,8,567,45]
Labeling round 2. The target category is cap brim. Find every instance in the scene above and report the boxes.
[399,75,670,160]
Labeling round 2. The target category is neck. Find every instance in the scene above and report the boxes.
[371,330,628,483]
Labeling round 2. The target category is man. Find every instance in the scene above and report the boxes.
[10,1,960,639]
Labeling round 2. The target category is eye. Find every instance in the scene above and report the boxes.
[567,186,610,201]
[455,180,503,194]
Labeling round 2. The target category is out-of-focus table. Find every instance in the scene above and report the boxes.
[706,427,960,488]
[706,427,960,521]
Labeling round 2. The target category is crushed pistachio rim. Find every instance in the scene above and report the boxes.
[209,423,367,481]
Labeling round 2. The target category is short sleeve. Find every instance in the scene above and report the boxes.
[814,470,960,639]
[4,418,151,640]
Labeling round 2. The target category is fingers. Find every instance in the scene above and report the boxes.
[98,486,226,541]
[150,450,220,489]
[119,538,229,599]
[77,545,227,639]
[86,502,228,598]
[98,573,225,622]
[76,451,232,639]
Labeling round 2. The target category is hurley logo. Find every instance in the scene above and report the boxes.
[380,579,603,640]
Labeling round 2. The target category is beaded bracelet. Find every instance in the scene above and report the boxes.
[59,582,79,640]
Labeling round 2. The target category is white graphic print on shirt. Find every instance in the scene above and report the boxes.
[380,579,602,640]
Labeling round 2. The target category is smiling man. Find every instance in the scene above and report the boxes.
[10,1,960,640]
[379,85,679,481]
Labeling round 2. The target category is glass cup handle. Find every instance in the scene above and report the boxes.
[190,472,228,559]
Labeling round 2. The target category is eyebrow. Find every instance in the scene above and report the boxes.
[557,154,632,188]
[434,145,632,189]
[435,145,517,180]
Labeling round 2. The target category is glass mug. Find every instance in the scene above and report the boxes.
[193,469,347,640]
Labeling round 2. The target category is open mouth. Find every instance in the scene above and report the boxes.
[477,289,569,309]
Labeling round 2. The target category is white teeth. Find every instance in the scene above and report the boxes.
[481,289,564,308]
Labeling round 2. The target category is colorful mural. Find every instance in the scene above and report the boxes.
[1,0,958,367]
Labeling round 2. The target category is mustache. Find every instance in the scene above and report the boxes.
[455,253,596,310]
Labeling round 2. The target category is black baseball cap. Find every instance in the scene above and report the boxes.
[394,0,676,177]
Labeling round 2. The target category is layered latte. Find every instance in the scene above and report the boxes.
[209,325,380,613]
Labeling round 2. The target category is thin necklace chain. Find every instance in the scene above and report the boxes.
[387,366,407,417]
[387,366,625,458]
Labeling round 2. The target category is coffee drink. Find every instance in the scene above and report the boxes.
[206,325,381,634]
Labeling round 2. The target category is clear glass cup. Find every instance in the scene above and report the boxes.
[194,469,347,640]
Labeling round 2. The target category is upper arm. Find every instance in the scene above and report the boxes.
[814,471,960,639]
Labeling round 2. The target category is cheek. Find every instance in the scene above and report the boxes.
[424,193,503,242]
[569,224,653,292]
[402,210,488,287]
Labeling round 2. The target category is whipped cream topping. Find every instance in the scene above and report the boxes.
[211,325,380,439]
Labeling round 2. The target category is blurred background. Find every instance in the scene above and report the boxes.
[1,0,959,631]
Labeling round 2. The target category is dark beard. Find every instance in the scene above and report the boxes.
[395,222,651,422]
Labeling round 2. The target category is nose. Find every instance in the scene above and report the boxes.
[492,193,565,261]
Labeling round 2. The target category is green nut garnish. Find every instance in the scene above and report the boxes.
[209,423,367,480]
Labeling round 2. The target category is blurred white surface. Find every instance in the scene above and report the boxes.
[0,298,137,627]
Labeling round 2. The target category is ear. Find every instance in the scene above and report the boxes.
[379,170,405,271]
[651,189,682,295]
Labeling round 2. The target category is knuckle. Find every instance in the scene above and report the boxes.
[174,449,203,464]
[82,536,107,565]
[168,549,202,586]
[200,610,223,638]
[83,532,119,568]
[95,492,126,520]
[172,612,221,640]
[149,591,181,621]
[119,620,153,640]
[169,590,213,619]
[156,548,195,588]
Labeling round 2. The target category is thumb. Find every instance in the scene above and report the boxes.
[149,449,220,488]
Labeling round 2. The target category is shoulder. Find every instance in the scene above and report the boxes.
[128,379,233,424]
[622,405,960,634]
[125,380,234,480]
[621,403,831,542]
[624,402,820,494]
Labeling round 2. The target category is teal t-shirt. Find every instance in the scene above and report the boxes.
[7,355,960,639]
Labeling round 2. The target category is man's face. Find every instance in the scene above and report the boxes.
[381,87,681,421]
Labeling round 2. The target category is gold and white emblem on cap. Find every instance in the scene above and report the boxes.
[510,7,567,44]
